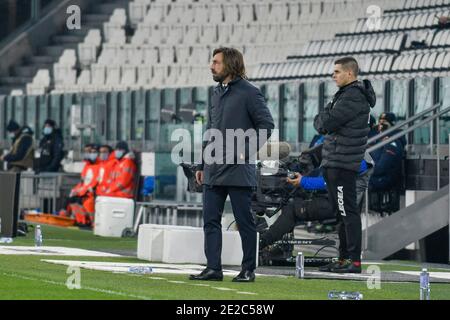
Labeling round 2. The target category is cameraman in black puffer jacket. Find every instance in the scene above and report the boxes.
[313,57,376,273]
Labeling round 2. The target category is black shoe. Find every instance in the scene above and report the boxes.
[232,270,255,282]
[330,259,362,274]
[318,259,344,272]
[189,268,223,281]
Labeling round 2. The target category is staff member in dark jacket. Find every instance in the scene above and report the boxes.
[0,120,34,172]
[189,47,274,282]
[369,112,406,191]
[35,119,64,173]
[314,57,376,273]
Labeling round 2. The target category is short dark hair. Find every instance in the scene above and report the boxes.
[212,47,247,79]
[44,119,56,128]
[100,144,113,153]
[334,56,359,76]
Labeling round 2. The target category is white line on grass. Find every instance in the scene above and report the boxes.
[236,292,258,295]
[211,287,237,291]
[1,272,153,300]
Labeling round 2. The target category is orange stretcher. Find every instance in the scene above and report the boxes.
[24,212,76,227]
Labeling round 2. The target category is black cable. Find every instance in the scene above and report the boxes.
[313,245,339,257]
[226,220,236,231]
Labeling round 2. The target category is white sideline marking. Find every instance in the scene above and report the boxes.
[211,287,237,291]
[0,246,121,257]
[237,292,258,295]
[42,260,279,277]
[1,272,152,300]
[396,271,450,280]
[168,280,187,284]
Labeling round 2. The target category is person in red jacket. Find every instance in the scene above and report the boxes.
[98,141,137,199]
[63,144,100,227]
[96,144,117,194]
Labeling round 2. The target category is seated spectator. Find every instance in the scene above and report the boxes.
[35,119,64,173]
[368,114,378,140]
[97,141,137,199]
[369,112,406,192]
[0,120,34,172]
[61,144,100,227]
[97,144,116,189]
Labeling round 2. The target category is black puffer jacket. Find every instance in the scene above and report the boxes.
[314,80,376,172]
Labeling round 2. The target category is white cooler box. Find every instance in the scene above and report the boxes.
[94,196,135,237]
[137,224,259,266]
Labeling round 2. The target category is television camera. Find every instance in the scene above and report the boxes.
[180,142,338,267]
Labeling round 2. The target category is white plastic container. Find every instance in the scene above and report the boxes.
[94,196,135,237]
[137,223,259,266]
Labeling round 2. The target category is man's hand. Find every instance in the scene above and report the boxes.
[286,172,302,187]
[195,171,204,185]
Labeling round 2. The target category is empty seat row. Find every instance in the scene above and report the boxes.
[129,0,369,26]
[132,22,321,46]
[430,29,450,47]
[351,9,449,34]
[399,0,450,11]
[53,64,216,93]
[96,43,212,65]
[250,49,450,80]
[302,33,406,57]
[391,50,450,73]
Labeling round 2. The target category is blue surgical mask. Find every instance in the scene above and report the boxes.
[115,150,124,159]
[8,132,15,139]
[99,152,109,161]
[43,127,53,135]
[89,153,98,162]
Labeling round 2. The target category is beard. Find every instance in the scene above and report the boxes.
[212,71,229,83]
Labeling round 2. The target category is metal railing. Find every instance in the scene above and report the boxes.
[363,102,450,252]
[19,172,79,215]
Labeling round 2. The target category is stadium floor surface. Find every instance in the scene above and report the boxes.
[1,224,449,299]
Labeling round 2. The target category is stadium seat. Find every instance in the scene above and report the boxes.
[26,69,51,95]
[78,29,102,67]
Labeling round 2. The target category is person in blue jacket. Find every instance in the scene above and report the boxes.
[259,158,372,251]
[369,112,406,191]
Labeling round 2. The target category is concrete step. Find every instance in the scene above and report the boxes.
[51,34,85,45]
[39,44,78,57]
[82,13,111,23]
[25,55,57,65]
[0,85,25,95]
[62,28,90,38]
[12,64,53,78]
[92,2,127,15]
[0,76,34,86]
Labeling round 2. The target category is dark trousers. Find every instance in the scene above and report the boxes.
[203,185,256,271]
[323,168,361,261]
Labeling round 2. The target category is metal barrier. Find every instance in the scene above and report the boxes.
[363,102,450,253]
[133,201,203,233]
[19,172,80,215]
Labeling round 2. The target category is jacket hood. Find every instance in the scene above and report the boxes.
[20,126,34,136]
[353,79,377,109]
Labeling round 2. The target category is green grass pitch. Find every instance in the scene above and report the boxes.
[0,224,449,300]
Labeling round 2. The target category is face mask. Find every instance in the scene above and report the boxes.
[8,132,15,139]
[99,152,109,161]
[43,127,53,135]
[83,153,90,161]
[115,150,124,159]
[89,153,98,162]
[379,123,390,132]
